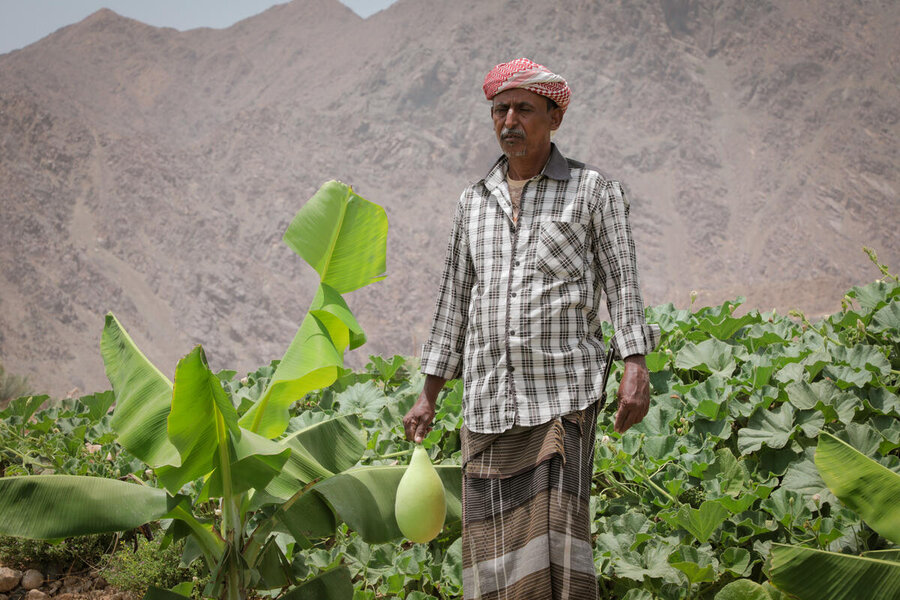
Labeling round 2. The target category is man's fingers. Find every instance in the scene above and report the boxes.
[414,419,430,443]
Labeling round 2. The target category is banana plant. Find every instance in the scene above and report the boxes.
[0,181,456,600]
[767,432,900,600]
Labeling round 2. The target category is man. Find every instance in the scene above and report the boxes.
[403,58,659,599]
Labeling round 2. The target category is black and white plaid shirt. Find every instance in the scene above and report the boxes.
[421,144,660,434]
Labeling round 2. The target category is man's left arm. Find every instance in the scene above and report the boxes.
[591,180,660,433]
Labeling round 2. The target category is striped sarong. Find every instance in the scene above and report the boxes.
[460,403,598,599]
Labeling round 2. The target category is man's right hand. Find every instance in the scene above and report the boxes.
[403,374,447,443]
[403,393,437,443]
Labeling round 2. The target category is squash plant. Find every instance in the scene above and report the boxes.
[0,181,461,600]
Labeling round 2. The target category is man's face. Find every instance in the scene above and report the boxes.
[491,88,563,159]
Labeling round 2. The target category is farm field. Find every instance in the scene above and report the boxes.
[1,252,897,599]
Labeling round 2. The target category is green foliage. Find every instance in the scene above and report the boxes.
[0,533,114,570]
[101,536,207,598]
[0,181,391,600]
[0,247,896,599]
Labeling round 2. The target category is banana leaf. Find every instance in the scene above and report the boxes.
[312,464,462,543]
[241,181,388,440]
[282,180,388,295]
[815,431,900,544]
[769,543,900,600]
[0,475,171,539]
[280,566,353,600]
[102,313,180,469]
[265,414,367,500]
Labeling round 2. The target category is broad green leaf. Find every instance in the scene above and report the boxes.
[713,579,770,600]
[241,285,364,439]
[760,488,809,527]
[697,311,760,340]
[670,501,729,543]
[780,453,836,509]
[794,409,824,438]
[867,387,900,417]
[685,376,729,420]
[205,428,290,497]
[645,350,668,372]
[333,381,390,422]
[163,346,241,493]
[280,566,354,600]
[705,448,749,497]
[312,465,462,543]
[0,475,170,539]
[675,338,743,376]
[871,300,900,340]
[254,538,293,589]
[0,394,47,422]
[815,432,900,544]
[612,538,682,584]
[846,280,895,311]
[769,544,900,600]
[440,537,463,593]
[141,586,189,600]
[831,344,891,377]
[78,391,116,422]
[737,403,794,455]
[719,547,752,577]
[282,180,387,294]
[668,545,717,583]
[102,313,180,468]
[266,415,368,499]
[740,354,777,388]
[836,422,883,456]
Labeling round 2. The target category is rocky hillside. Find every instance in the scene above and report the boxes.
[0,0,897,396]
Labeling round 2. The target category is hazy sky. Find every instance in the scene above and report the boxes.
[0,0,398,55]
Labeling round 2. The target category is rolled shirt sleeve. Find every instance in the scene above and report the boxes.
[592,180,660,358]
[420,195,477,380]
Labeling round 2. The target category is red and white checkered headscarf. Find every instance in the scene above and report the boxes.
[483,58,571,111]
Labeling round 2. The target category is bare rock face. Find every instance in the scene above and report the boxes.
[19,571,42,591]
[0,569,22,594]
[0,0,897,396]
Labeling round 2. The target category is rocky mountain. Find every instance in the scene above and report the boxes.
[1,0,897,396]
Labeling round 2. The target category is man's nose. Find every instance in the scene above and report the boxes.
[503,108,518,128]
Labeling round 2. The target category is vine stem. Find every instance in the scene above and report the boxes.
[376,448,414,460]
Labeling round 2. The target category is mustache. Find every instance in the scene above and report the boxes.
[501,127,525,140]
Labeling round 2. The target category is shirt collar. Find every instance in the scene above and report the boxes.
[481,143,571,192]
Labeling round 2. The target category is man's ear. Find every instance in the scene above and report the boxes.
[549,107,564,131]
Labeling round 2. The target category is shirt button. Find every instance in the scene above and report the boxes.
[509,330,515,335]
[509,366,515,372]
[511,292,517,298]
[515,260,521,266]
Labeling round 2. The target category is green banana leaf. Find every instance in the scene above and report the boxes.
[161,345,242,493]
[815,431,900,544]
[142,586,190,600]
[0,475,171,539]
[266,414,368,500]
[203,428,291,498]
[280,566,354,600]
[312,464,462,543]
[102,313,180,469]
[282,180,388,295]
[769,543,900,600]
[239,286,364,439]
[241,181,388,440]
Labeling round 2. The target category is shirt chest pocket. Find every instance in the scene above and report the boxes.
[535,220,589,282]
